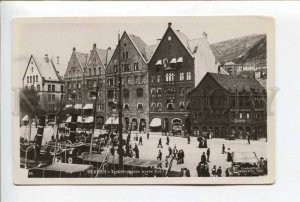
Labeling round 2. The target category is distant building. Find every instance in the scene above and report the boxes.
[147,22,216,132]
[189,72,267,139]
[63,45,113,128]
[223,61,267,76]
[22,54,64,119]
[105,31,151,132]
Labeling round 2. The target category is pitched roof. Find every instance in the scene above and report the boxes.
[32,56,61,81]
[145,44,158,62]
[128,34,148,61]
[208,72,264,92]
[75,52,88,69]
[96,48,115,67]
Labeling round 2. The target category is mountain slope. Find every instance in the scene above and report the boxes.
[210,34,266,65]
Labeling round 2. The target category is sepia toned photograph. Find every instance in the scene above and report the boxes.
[12,16,275,184]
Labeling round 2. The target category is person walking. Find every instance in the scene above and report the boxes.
[147,132,150,140]
[201,152,207,163]
[187,134,191,144]
[168,147,172,157]
[247,132,251,144]
[211,165,217,177]
[157,138,163,148]
[196,162,201,177]
[222,144,226,154]
[217,166,222,177]
[138,136,143,146]
[157,150,162,161]
[173,145,178,159]
[133,144,139,158]
[181,149,185,164]
[166,135,170,146]
[206,148,211,162]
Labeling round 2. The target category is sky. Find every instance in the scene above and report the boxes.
[13,16,273,86]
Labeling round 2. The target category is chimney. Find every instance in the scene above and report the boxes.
[93,43,96,49]
[73,47,76,52]
[44,54,49,63]
[202,32,208,40]
[56,56,60,64]
[157,39,161,44]
[168,22,172,27]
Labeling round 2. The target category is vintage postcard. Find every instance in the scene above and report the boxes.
[12,16,275,184]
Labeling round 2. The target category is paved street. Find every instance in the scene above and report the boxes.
[20,126,267,177]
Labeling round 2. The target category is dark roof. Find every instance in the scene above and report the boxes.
[96,48,115,67]
[145,44,157,62]
[208,72,264,92]
[128,34,148,61]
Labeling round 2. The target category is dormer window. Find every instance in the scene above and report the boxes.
[168,36,171,41]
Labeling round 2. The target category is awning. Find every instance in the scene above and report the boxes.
[36,163,92,173]
[74,104,82,109]
[232,152,259,164]
[170,58,177,64]
[65,116,83,123]
[150,118,161,127]
[65,104,73,109]
[84,116,94,123]
[177,57,183,63]
[105,117,119,125]
[155,60,162,65]
[22,115,29,122]
[83,103,93,110]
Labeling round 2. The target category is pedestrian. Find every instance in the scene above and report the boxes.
[247,132,251,144]
[217,166,222,177]
[157,150,162,161]
[166,135,170,145]
[222,144,226,154]
[187,134,191,144]
[133,143,139,158]
[211,165,217,177]
[204,164,210,177]
[164,156,169,168]
[147,132,150,140]
[206,148,210,162]
[196,162,201,177]
[186,169,191,177]
[182,149,185,164]
[138,136,143,145]
[173,145,178,159]
[227,148,232,162]
[168,147,172,157]
[201,152,207,163]
[225,168,230,177]
[157,138,163,148]
[177,150,182,164]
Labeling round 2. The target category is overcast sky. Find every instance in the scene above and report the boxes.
[13,16,272,85]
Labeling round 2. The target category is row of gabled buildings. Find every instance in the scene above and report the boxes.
[22,22,267,139]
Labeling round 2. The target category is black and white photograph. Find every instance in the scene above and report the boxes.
[12,16,274,184]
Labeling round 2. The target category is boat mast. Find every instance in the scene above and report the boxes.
[53,88,64,162]
[117,32,123,170]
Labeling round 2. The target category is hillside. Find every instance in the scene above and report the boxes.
[210,34,266,66]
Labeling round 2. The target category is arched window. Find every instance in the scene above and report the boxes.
[179,102,185,110]
[157,102,162,111]
[136,88,143,98]
[123,89,129,99]
[167,103,174,110]
[137,103,143,110]
[151,88,156,96]
[151,103,156,111]
[124,104,130,110]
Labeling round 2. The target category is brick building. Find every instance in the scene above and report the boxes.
[22,54,64,119]
[189,72,267,139]
[105,31,153,132]
[147,22,216,132]
[64,44,113,128]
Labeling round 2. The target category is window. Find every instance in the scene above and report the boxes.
[151,75,155,83]
[186,88,192,97]
[151,88,156,96]
[30,76,32,83]
[239,113,243,119]
[151,103,156,111]
[52,85,55,92]
[89,69,91,76]
[60,85,64,92]
[134,63,139,71]
[94,68,96,75]
[136,88,143,98]
[127,77,131,85]
[186,102,190,110]
[157,102,162,111]
[33,76,35,82]
[179,102,185,110]
[52,94,55,101]
[108,78,114,86]
[27,76,29,83]
[124,104,130,110]
[141,75,145,84]
[246,113,250,119]
[48,94,51,101]
[167,103,174,110]
[135,76,139,84]
[36,75,38,82]
[98,67,102,75]
[37,85,40,91]
[107,90,114,99]
[165,73,175,82]
[124,64,130,72]
[123,89,129,99]
[179,87,186,96]
[157,88,162,97]
[157,75,161,83]
[180,73,184,81]
[186,72,192,80]
[48,85,51,91]
[137,103,143,110]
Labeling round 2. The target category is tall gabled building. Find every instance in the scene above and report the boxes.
[147,22,217,132]
[22,54,64,119]
[64,45,113,128]
[105,31,153,132]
